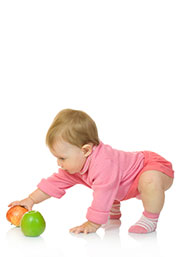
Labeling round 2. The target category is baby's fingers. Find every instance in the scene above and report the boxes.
[84,228,89,234]
[27,206,32,211]
[69,226,78,233]
[70,226,84,234]
[8,201,20,207]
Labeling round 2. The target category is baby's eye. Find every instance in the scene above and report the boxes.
[59,157,65,161]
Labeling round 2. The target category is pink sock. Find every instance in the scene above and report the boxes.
[109,200,121,219]
[128,211,160,234]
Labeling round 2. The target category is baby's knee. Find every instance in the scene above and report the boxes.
[138,171,164,193]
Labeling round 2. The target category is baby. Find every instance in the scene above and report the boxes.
[8,109,174,234]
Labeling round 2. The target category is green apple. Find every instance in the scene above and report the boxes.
[20,210,46,237]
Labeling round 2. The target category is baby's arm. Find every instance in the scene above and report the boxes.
[8,188,51,211]
[29,188,51,204]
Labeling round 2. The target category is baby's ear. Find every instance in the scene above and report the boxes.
[82,144,93,157]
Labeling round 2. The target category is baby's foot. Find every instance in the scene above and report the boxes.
[128,211,159,234]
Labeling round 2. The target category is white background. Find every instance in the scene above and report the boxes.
[0,1,177,257]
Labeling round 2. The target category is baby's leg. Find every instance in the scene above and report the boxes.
[109,200,121,219]
[129,170,173,234]
[138,170,173,213]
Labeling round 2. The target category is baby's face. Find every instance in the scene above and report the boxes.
[50,140,87,174]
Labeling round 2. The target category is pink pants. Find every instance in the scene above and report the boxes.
[123,151,174,201]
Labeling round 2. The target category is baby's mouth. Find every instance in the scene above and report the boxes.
[60,167,67,171]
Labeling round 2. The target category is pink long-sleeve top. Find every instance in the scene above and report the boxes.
[37,142,145,224]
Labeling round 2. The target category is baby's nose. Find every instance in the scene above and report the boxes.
[57,159,61,166]
[57,160,64,169]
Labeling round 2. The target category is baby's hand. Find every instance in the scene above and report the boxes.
[69,221,101,234]
[8,197,34,211]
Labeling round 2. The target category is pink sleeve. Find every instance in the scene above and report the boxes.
[86,160,120,224]
[37,169,77,199]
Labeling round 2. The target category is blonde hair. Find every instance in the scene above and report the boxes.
[46,109,100,149]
